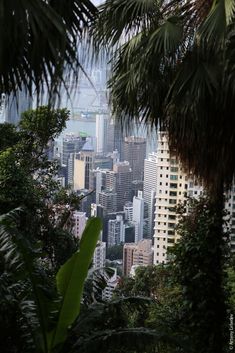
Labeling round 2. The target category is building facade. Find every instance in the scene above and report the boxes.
[124,136,146,181]
[153,132,203,264]
[107,214,125,247]
[123,239,153,276]
[143,152,158,239]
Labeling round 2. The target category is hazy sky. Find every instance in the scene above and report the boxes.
[92,0,102,5]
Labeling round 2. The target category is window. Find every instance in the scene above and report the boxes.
[170,183,177,189]
[168,223,175,228]
[168,230,175,235]
[167,238,175,244]
[170,167,178,172]
[169,199,177,204]
[169,215,176,220]
[170,175,178,180]
[169,191,177,196]
[165,190,168,194]
[160,174,162,177]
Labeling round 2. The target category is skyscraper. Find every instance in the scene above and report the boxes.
[98,190,117,214]
[143,152,158,238]
[106,161,132,211]
[133,191,145,243]
[74,139,95,190]
[124,136,146,181]
[153,132,203,264]
[6,89,32,124]
[96,114,109,154]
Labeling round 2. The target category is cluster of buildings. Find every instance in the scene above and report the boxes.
[58,123,235,284]
[3,84,235,299]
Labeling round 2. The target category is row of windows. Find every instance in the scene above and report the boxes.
[159,174,182,180]
[157,221,176,226]
[156,206,176,211]
[156,252,166,257]
[157,214,176,219]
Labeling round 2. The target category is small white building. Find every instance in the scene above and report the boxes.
[72,211,87,239]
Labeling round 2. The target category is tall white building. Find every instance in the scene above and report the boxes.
[73,211,87,239]
[153,132,203,264]
[96,114,109,154]
[93,241,106,270]
[107,214,125,247]
[143,152,158,238]
[133,191,145,243]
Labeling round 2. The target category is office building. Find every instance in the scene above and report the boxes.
[62,134,86,165]
[106,161,132,211]
[74,139,95,191]
[124,136,146,181]
[98,190,117,214]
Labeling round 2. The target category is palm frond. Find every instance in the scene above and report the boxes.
[0,0,97,99]
[72,327,186,353]
[199,0,235,42]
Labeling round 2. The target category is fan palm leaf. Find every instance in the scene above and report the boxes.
[0,0,97,99]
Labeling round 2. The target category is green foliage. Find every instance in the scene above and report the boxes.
[50,218,102,350]
[116,265,176,300]
[170,197,228,353]
[67,297,184,353]
[106,244,123,260]
[19,107,69,147]
[0,210,101,353]
[0,107,81,270]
